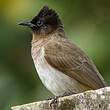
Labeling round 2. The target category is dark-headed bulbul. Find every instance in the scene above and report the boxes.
[19,6,107,96]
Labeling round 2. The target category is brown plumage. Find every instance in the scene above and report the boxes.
[44,36,106,89]
[19,6,107,96]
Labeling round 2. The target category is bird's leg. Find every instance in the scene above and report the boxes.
[46,91,76,100]
[48,92,77,108]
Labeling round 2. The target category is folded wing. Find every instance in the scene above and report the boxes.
[44,38,107,89]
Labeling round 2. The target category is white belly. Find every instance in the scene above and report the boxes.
[32,48,86,95]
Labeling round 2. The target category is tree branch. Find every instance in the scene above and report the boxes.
[11,87,110,110]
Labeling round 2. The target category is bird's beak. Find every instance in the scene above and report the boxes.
[18,21,35,28]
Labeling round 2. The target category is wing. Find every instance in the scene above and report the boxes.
[44,37,107,89]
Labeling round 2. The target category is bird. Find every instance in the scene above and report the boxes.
[19,6,107,96]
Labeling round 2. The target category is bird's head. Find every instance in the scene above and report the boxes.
[19,6,63,36]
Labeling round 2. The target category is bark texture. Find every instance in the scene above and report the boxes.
[11,87,110,110]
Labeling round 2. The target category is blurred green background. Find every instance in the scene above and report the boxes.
[0,0,110,110]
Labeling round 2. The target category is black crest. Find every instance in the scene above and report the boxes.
[31,6,62,26]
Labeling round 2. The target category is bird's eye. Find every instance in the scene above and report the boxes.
[37,20,43,27]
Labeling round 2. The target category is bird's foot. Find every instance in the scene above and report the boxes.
[49,92,76,108]
[45,97,55,100]
[46,91,76,101]
[50,95,59,108]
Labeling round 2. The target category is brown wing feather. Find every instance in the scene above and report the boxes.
[44,37,107,89]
